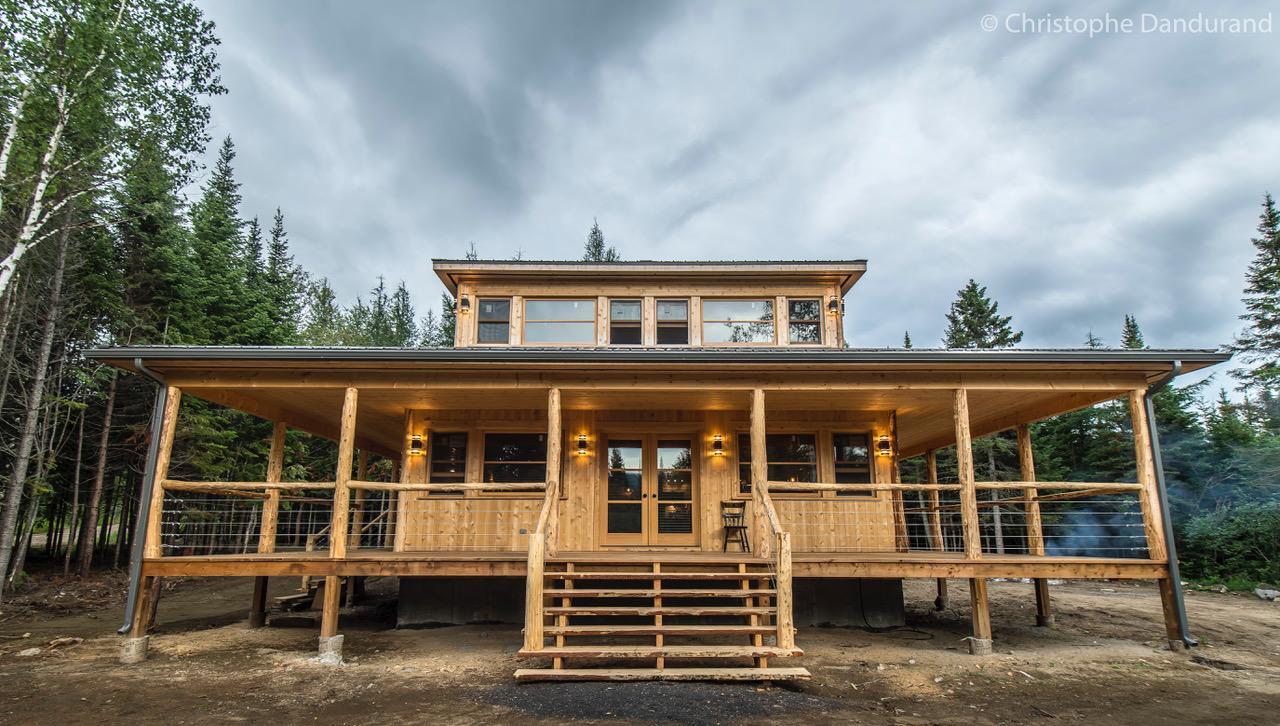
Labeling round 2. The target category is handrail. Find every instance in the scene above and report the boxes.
[523,477,559,652]
[756,481,794,650]
[767,480,1143,493]
[162,479,336,491]
[348,480,547,492]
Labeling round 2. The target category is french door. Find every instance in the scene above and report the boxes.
[601,435,697,546]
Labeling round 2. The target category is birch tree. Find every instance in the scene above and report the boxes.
[0,0,223,304]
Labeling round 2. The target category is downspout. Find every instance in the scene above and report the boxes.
[1144,360,1198,648]
[117,357,167,635]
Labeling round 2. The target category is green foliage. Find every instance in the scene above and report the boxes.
[1179,501,1280,584]
[1121,314,1145,349]
[942,279,1023,348]
[902,331,912,348]
[1232,194,1280,391]
[582,218,620,262]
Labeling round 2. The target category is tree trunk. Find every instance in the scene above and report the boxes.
[76,372,117,577]
[63,410,85,577]
[0,223,69,600]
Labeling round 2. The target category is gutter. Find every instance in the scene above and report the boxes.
[117,357,168,636]
[1144,360,1197,648]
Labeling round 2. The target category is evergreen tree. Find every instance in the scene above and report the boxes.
[1084,330,1103,349]
[244,218,263,287]
[465,242,479,261]
[582,218,620,262]
[438,292,457,347]
[902,331,912,349]
[302,278,343,345]
[419,309,442,347]
[942,279,1023,348]
[190,137,257,344]
[389,281,418,347]
[1121,314,1146,349]
[1232,193,1280,391]
[265,208,304,344]
[1206,389,1255,454]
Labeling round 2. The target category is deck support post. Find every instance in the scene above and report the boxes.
[952,389,981,560]
[1017,424,1053,626]
[250,577,269,628]
[968,577,992,655]
[250,421,287,627]
[318,387,357,660]
[925,449,948,610]
[318,575,343,662]
[1131,388,1188,650]
[545,387,562,557]
[750,389,770,558]
[120,575,158,663]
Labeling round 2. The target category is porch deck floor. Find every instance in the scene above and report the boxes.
[142,549,1169,580]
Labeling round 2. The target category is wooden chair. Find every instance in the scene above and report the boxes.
[721,500,750,553]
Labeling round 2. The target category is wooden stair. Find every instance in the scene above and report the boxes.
[516,555,807,682]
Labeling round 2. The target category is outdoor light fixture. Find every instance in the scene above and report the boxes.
[459,294,471,313]
[712,434,724,455]
[408,434,424,456]
[876,435,893,457]
[828,296,840,314]
[577,434,589,456]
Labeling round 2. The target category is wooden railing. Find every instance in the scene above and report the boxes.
[756,482,794,649]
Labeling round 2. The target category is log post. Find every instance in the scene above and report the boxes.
[523,535,545,651]
[1128,390,1168,562]
[926,449,948,610]
[775,532,795,649]
[249,576,269,628]
[953,389,981,559]
[251,421,287,627]
[750,389,771,558]
[545,387,562,556]
[143,387,182,560]
[318,574,343,662]
[1017,423,1053,626]
[968,577,993,655]
[329,388,358,560]
[349,450,368,549]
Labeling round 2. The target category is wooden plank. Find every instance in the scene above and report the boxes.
[514,667,811,682]
[542,606,776,616]
[144,387,182,559]
[350,480,546,492]
[544,588,776,598]
[546,625,774,636]
[258,422,287,554]
[548,571,774,580]
[1129,389,1168,562]
[953,389,981,559]
[518,645,799,658]
[329,388,358,560]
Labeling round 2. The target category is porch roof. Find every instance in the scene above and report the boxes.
[84,346,1228,459]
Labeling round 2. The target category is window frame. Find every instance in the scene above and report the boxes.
[832,431,875,497]
[608,298,644,346]
[734,431,820,496]
[479,431,550,490]
[474,297,512,346]
[521,298,598,346]
[655,298,691,346]
[701,297,777,346]
[786,297,824,346]
[423,430,469,498]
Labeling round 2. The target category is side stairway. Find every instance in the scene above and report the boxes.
[515,554,808,682]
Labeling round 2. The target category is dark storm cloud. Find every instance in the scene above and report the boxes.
[196,0,1280,381]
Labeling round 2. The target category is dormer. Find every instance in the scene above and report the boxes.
[433,260,866,348]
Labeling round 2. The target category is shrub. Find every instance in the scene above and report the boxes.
[1178,500,1280,585]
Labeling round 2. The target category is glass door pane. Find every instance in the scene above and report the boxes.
[654,439,694,541]
[606,440,643,536]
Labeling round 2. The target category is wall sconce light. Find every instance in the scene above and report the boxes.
[712,434,725,456]
[458,294,471,313]
[876,435,893,457]
[408,434,424,456]
[577,434,589,456]
[827,296,841,315]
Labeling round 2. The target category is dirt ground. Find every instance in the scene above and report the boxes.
[1,573,1277,725]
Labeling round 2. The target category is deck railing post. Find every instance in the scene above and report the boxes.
[775,531,794,649]
[329,387,358,560]
[349,450,368,549]
[258,422,286,554]
[545,388,562,557]
[953,389,981,559]
[1017,423,1053,626]
[1128,390,1168,562]
[143,387,182,560]
[750,389,771,558]
[925,449,948,610]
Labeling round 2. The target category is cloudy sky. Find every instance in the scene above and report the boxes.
[195,0,1279,365]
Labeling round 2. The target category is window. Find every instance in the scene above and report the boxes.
[736,432,817,493]
[477,298,511,344]
[656,299,689,345]
[833,433,873,496]
[788,298,822,344]
[482,433,547,483]
[524,299,596,344]
[703,299,775,344]
[428,432,468,485]
[609,299,642,345]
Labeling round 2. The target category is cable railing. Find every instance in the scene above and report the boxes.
[765,480,1155,559]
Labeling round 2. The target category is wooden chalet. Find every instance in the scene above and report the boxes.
[88,259,1228,681]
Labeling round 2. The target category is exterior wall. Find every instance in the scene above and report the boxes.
[454,279,844,348]
[395,407,898,554]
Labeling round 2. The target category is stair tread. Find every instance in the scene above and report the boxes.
[515,667,811,682]
[543,606,775,615]
[549,571,772,580]
[519,645,802,658]
[543,588,774,598]
[547,624,774,635]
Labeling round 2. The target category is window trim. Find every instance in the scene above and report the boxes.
[734,430,821,497]
[655,298,691,346]
[521,298,598,347]
[786,297,824,346]
[423,430,469,498]
[474,297,513,346]
[701,297,777,346]
[832,430,876,497]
